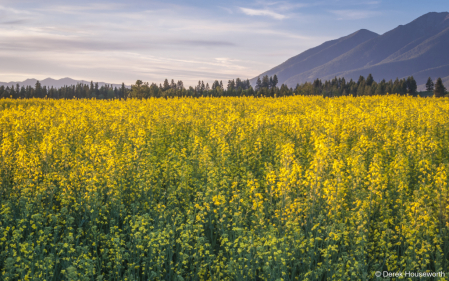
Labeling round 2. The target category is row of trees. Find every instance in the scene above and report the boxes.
[0,75,447,99]
[425,77,447,97]
[0,81,127,100]
[128,75,446,99]
[295,75,421,97]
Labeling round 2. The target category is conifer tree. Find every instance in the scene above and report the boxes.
[95,82,99,98]
[272,75,278,89]
[236,78,242,89]
[89,81,94,98]
[255,77,262,91]
[407,76,417,95]
[434,77,447,97]
[426,77,434,91]
[177,80,184,90]
[366,74,374,86]
[121,83,126,99]
[262,75,269,88]
[163,79,170,91]
[35,81,42,98]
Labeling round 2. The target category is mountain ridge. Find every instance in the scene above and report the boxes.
[0,77,127,89]
[252,12,449,90]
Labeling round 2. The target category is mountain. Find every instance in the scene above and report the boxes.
[0,77,126,89]
[252,12,449,90]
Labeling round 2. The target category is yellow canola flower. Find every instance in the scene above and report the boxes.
[1,96,449,280]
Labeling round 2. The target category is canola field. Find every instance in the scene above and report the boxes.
[1,96,449,281]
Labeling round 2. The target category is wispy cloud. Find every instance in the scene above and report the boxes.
[330,9,381,20]
[38,3,126,14]
[239,7,287,20]
[1,0,382,86]
[366,1,381,5]
[262,1,310,11]
[0,19,28,25]
[0,35,236,52]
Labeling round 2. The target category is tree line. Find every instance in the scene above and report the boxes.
[0,75,447,99]
[0,81,127,100]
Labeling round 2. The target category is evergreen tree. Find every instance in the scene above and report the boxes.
[236,78,242,89]
[95,83,99,98]
[434,77,447,97]
[366,74,374,86]
[255,77,262,91]
[20,86,26,98]
[121,83,126,99]
[406,76,417,95]
[227,80,235,92]
[10,86,16,99]
[35,81,42,98]
[262,75,269,88]
[163,79,170,91]
[272,75,278,89]
[425,77,434,91]
[89,81,94,98]
[357,75,365,86]
[177,80,184,90]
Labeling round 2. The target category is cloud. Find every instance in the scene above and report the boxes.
[262,1,309,11]
[0,35,236,52]
[178,40,236,47]
[0,19,28,25]
[38,3,126,14]
[330,9,381,20]
[239,7,287,20]
[0,1,332,86]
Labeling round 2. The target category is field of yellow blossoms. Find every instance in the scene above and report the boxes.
[1,96,449,280]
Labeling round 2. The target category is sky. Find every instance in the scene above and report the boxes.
[0,0,448,86]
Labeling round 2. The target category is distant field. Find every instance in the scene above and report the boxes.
[1,96,449,280]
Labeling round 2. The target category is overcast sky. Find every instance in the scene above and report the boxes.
[0,0,447,86]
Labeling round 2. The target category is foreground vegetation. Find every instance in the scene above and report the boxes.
[1,96,449,280]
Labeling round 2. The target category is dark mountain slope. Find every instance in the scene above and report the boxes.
[249,29,379,85]
[307,24,449,85]
[254,12,449,88]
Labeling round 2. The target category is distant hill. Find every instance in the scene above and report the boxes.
[252,12,449,90]
[0,77,126,89]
